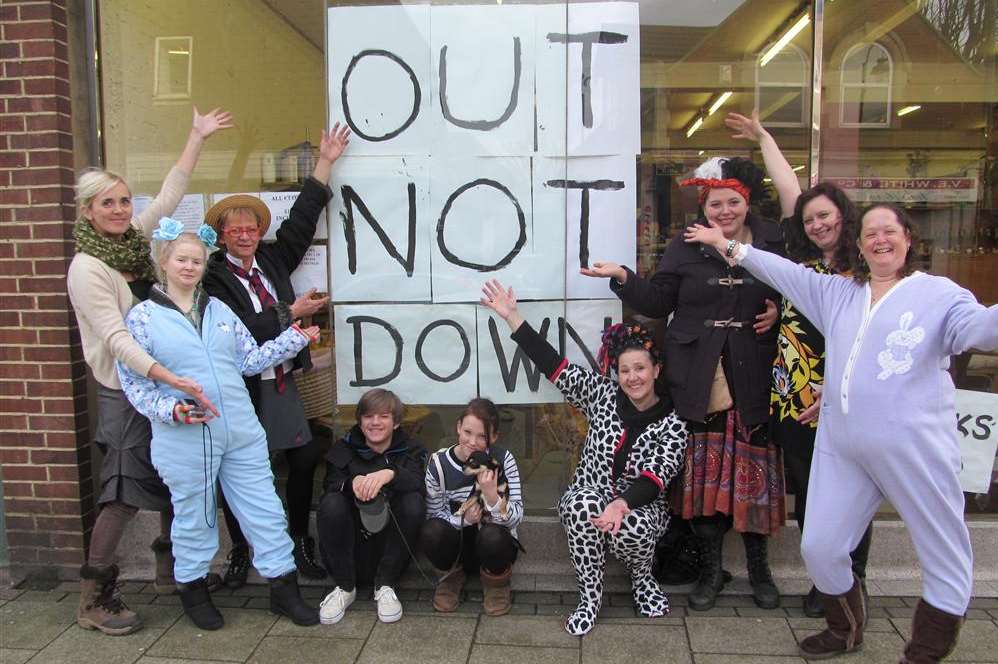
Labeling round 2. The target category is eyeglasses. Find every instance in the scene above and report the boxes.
[224,226,260,239]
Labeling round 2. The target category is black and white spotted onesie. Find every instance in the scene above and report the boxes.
[510,323,688,635]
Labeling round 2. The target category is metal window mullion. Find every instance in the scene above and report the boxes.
[809,0,824,187]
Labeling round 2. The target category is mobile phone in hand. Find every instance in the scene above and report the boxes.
[182,398,205,419]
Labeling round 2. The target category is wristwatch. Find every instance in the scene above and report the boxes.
[724,239,738,258]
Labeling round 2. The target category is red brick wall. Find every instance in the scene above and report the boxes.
[1,0,95,571]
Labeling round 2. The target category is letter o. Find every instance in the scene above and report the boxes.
[436,179,526,272]
[414,320,471,383]
[341,49,421,142]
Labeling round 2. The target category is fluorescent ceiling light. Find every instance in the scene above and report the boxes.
[897,105,921,117]
[686,116,704,138]
[708,91,733,116]
[760,14,810,67]
[167,50,190,55]
[792,165,805,172]
[698,150,705,156]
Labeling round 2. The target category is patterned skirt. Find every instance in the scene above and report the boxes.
[671,409,785,536]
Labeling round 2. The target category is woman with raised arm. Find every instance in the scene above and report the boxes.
[686,203,998,662]
[582,156,785,611]
[66,107,230,636]
[482,279,687,636]
[118,221,321,631]
[725,110,873,617]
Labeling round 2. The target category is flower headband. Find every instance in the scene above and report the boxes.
[596,323,659,376]
[152,217,218,247]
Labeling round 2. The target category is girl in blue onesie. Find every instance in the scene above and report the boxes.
[686,204,998,663]
[117,219,321,631]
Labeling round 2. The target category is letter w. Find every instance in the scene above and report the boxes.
[489,317,549,392]
[339,183,417,276]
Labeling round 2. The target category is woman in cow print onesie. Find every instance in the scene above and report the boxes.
[482,279,687,636]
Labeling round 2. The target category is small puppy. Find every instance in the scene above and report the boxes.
[456,449,509,520]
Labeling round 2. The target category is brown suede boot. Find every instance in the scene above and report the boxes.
[150,537,176,594]
[798,576,865,659]
[77,564,143,636]
[900,600,964,663]
[480,566,512,617]
[432,567,466,613]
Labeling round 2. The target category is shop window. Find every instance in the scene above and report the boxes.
[839,42,892,128]
[755,44,808,127]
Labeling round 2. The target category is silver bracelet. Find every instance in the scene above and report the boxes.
[724,239,738,258]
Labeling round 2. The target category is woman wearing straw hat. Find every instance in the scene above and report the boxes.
[202,123,350,588]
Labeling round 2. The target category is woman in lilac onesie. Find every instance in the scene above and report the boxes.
[685,203,998,663]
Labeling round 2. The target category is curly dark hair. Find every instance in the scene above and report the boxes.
[851,202,918,283]
[719,157,768,204]
[597,322,660,375]
[785,182,859,272]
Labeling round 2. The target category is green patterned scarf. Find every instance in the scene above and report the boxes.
[73,218,157,281]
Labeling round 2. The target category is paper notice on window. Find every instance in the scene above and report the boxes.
[290,245,328,297]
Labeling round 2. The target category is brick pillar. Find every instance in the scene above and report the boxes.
[0,0,95,573]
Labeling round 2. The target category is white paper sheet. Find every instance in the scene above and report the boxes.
[534,156,637,299]
[133,194,206,233]
[290,245,328,297]
[430,5,536,156]
[328,5,433,156]
[477,299,622,404]
[429,156,564,303]
[328,156,432,303]
[537,2,640,156]
[955,389,998,494]
[334,303,478,404]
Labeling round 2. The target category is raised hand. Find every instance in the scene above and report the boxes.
[481,279,518,319]
[725,110,766,143]
[192,107,234,139]
[319,122,351,163]
[579,260,626,283]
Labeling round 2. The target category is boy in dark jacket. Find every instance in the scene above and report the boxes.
[316,388,427,625]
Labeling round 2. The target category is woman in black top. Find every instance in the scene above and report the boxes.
[583,156,786,611]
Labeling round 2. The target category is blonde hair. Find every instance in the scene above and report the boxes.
[75,168,129,224]
[153,233,209,284]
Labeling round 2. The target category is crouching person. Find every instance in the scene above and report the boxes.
[421,398,523,616]
[117,221,320,630]
[316,389,428,624]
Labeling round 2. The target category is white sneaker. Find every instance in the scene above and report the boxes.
[374,585,403,623]
[319,586,356,625]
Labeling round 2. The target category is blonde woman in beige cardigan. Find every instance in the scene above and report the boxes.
[66,107,231,636]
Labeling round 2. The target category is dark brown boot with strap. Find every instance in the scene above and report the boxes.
[77,564,143,636]
[899,599,964,663]
[480,566,512,616]
[432,567,466,613]
[798,576,866,659]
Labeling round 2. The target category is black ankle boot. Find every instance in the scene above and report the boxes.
[689,534,726,611]
[223,544,250,590]
[292,535,327,580]
[803,585,825,617]
[178,576,224,630]
[742,532,780,609]
[269,571,319,626]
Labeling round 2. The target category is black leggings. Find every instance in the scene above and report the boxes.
[222,437,324,546]
[420,517,519,575]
